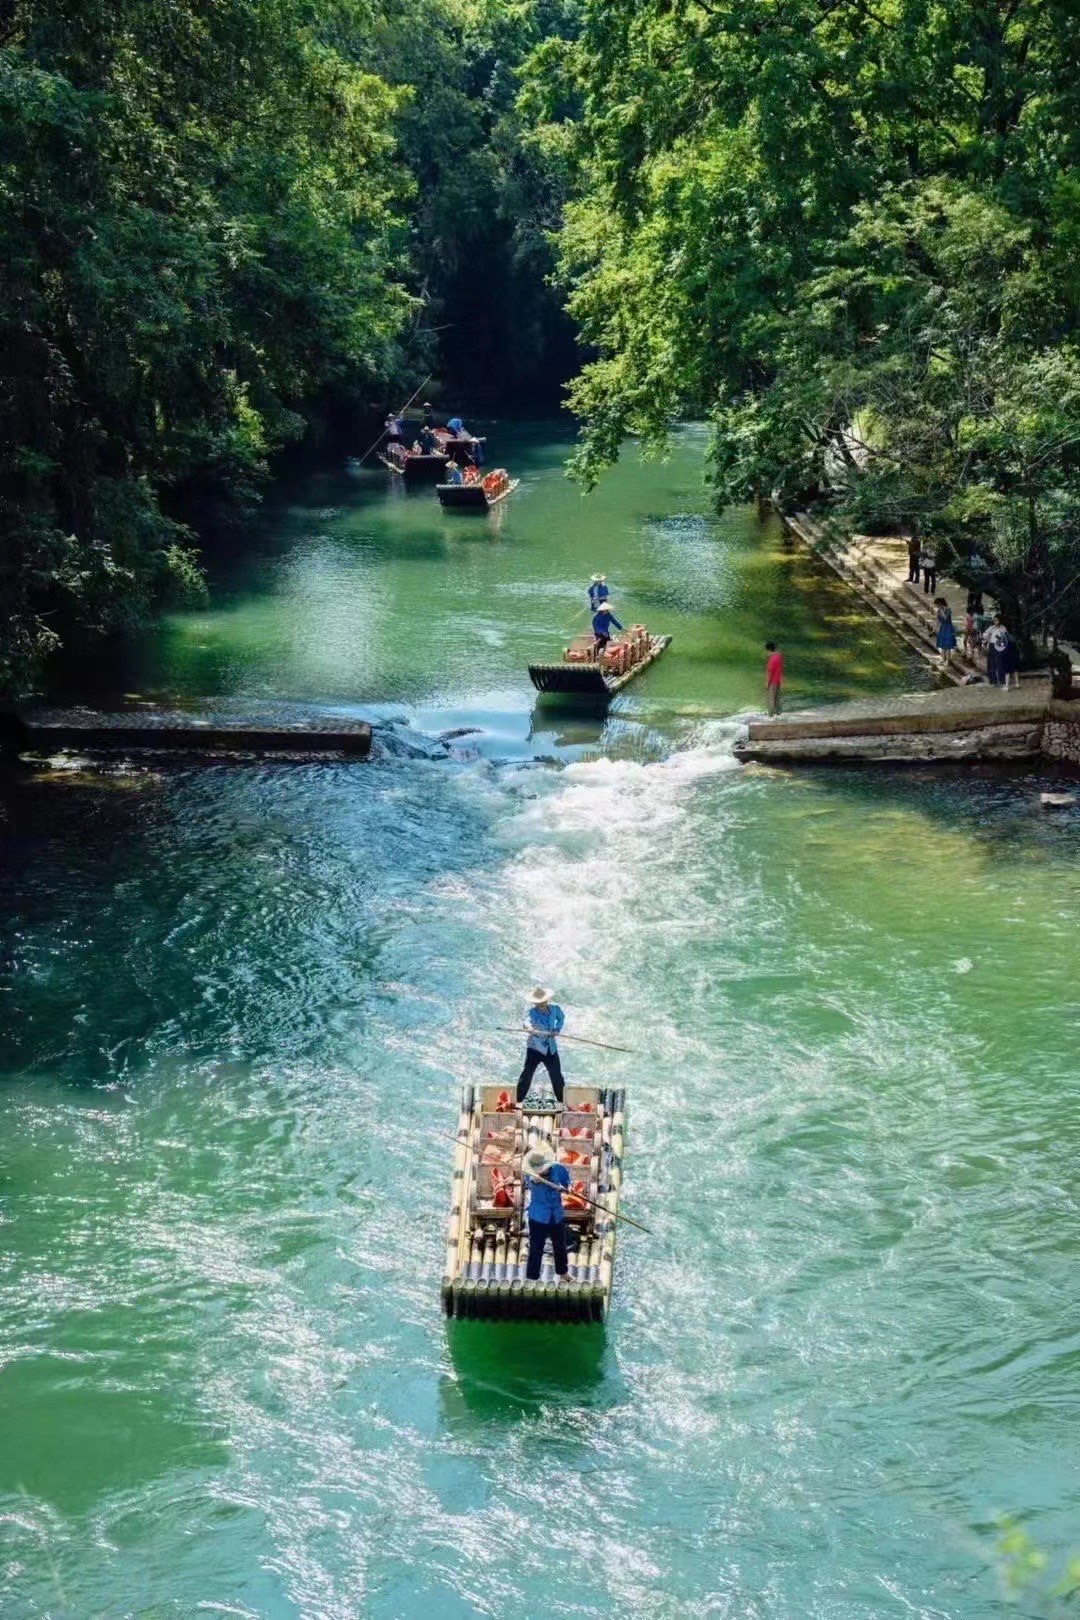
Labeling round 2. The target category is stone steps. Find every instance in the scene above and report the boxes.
[787,514,977,685]
[827,541,983,680]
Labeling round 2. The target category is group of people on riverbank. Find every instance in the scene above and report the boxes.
[933,598,1020,685]
[906,537,1021,685]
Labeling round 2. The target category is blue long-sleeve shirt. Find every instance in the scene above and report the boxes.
[592,608,623,636]
[588,582,610,610]
[525,1003,564,1054]
[526,1161,570,1225]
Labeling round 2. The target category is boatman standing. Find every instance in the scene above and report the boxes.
[588,573,609,611]
[592,601,623,656]
[517,987,566,1104]
[523,1144,571,1284]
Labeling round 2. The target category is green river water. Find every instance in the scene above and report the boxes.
[2,423,1078,1618]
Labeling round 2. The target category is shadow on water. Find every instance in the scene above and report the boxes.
[439,1320,619,1430]
[776,761,1080,872]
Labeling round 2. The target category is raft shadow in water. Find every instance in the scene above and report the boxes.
[440,1319,618,1428]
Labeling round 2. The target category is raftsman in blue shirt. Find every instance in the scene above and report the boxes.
[592,607,623,636]
[527,1161,570,1225]
[525,1002,564,1054]
[588,581,610,610]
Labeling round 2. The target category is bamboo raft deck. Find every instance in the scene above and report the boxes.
[529,633,672,700]
[442,1083,626,1323]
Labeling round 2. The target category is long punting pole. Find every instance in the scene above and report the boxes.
[358,374,432,466]
[442,1131,651,1235]
[494,1027,635,1055]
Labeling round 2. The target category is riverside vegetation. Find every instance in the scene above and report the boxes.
[529,0,1080,653]
[0,0,576,689]
[3,0,1080,685]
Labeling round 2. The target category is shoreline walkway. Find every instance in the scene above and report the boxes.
[785,513,983,685]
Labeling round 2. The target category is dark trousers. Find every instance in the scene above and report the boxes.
[527,1218,568,1280]
[516,1047,565,1102]
[922,567,936,594]
[986,647,1002,685]
[907,554,921,582]
[593,633,610,655]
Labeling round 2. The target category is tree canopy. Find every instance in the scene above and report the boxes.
[534,0,1080,644]
[0,0,578,690]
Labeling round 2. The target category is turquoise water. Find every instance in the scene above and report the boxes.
[3,426,1078,1617]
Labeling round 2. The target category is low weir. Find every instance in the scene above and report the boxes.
[735,681,1080,769]
[1,708,372,760]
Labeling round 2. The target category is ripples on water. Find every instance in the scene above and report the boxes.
[3,728,1080,1618]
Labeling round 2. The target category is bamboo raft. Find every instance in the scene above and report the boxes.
[442,1082,626,1323]
[529,633,672,700]
[436,476,519,510]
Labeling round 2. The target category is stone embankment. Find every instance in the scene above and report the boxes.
[736,682,1080,768]
[0,708,373,760]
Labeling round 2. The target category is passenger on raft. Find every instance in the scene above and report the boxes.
[417,423,438,454]
[446,460,464,486]
[523,1144,571,1284]
[447,415,466,437]
[588,573,609,611]
[517,987,566,1104]
[421,400,436,428]
[592,602,623,655]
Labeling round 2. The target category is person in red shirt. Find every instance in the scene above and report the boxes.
[764,641,784,714]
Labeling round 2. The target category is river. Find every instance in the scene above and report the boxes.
[2,423,1078,1618]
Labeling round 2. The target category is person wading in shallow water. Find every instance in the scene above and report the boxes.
[517,988,565,1104]
[764,642,784,715]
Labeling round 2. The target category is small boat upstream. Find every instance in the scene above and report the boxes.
[379,426,487,484]
[530,624,672,701]
[436,468,518,510]
[442,1083,627,1322]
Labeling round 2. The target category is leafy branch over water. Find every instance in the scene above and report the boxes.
[526,0,1080,648]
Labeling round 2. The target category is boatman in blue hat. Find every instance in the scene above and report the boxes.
[516,987,566,1104]
[523,1143,571,1284]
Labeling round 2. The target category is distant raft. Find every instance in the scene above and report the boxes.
[436,469,518,510]
[442,1083,627,1323]
[529,627,672,700]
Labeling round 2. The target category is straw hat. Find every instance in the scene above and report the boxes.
[529,986,552,1004]
[524,1145,555,1176]
[591,573,606,583]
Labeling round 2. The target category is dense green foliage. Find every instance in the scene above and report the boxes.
[0,0,576,690]
[537,0,1080,645]
[372,0,579,405]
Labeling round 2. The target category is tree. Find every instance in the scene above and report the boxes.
[0,0,409,690]
[531,0,1080,640]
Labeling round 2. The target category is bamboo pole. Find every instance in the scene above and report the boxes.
[495,1027,635,1055]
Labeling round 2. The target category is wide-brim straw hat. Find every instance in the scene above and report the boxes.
[591,573,606,582]
[524,1146,555,1176]
[529,987,552,1004]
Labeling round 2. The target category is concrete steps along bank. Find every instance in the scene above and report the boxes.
[784,513,982,684]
